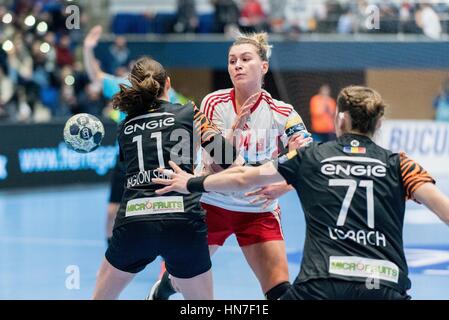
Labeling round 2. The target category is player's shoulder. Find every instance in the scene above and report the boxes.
[161,100,198,120]
[367,141,401,167]
[201,88,233,106]
[260,91,294,116]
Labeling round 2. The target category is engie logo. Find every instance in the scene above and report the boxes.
[0,155,7,180]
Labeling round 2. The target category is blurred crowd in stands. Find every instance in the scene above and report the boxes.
[110,0,448,39]
[0,0,448,122]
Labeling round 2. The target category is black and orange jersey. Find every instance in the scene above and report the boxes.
[276,133,435,293]
[115,100,236,228]
[399,152,435,202]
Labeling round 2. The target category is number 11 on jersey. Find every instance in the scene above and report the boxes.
[132,132,165,171]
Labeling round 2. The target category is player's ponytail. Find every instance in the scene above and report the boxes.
[337,86,386,135]
[112,57,167,116]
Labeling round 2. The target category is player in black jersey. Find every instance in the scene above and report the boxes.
[92,57,237,299]
[154,85,449,300]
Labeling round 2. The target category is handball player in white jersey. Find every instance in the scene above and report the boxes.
[149,32,310,300]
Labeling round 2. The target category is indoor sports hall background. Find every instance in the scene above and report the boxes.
[1,0,449,299]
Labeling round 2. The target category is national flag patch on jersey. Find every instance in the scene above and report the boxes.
[343,146,366,154]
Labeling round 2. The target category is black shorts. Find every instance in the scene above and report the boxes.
[105,219,211,278]
[108,158,126,203]
[281,278,411,300]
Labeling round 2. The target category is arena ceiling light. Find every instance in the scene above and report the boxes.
[24,15,36,27]
[2,40,14,52]
[37,21,48,34]
[2,13,13,24]
[40,42,50,54]
[65,75,75,86]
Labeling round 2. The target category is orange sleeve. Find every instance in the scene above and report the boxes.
[193,104,220,146]
[399,152,435,202]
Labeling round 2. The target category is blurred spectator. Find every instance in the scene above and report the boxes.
[309,84,337,142]
[107,36,130,74]
[320,0,343,33]
[337,7,355,33]
[415,3,442,40]
[212,0,240,34]
[268,0,286,34]
[0,54,13,120]
[6,35,39,121]
[399,1,420,34]
[284,0,318,35]
[174,0,198,33]
[375,0,399,33]
[75,83,106,117]
[433,78,449,122]
[239,0,267,33]
[56,34,75,67]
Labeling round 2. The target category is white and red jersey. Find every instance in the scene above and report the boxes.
[198,88,307,212]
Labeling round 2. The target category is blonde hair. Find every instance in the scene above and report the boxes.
[231,32,273,61]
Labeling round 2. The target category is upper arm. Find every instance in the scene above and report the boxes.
[284,110,308,139]
[244,161,287,188]
[272,148,304,187]
[399,152,435,203]
[204,161,286,192]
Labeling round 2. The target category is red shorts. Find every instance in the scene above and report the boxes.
[201,202,284,247]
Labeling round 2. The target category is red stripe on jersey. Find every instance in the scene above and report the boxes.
[203,92,231,119]
[205,96,231,120]
[270,107,290,117]
[230,88,237,114]
[208,97,232,121]
[250,92,264,113]
[261,93,293,112]
[262,97,291,117]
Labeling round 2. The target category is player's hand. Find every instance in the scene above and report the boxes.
[245,182,292,209]
[154,161,194,195]
[84,25,103,49]
[288,133,313,151]
[232,92,261,131]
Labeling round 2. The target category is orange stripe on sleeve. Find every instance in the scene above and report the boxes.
[399,152,435,201]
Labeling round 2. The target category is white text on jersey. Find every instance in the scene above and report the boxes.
[124,118,175,135]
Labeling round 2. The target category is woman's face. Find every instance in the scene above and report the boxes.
[228,43,268,91]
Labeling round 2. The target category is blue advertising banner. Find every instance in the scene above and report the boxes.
[0,119,119,189]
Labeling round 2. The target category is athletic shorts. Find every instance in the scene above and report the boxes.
[201,203,284,247]
[108,157,126,203]
[280,278,411,300]
[105,219,211,278]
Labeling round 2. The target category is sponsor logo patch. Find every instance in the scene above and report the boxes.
[329,256,399,283]
[125,196,184,217]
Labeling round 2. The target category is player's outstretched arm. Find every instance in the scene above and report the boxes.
[414,183,449,226]
[83,25,106,84]
[154,161,285,195]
